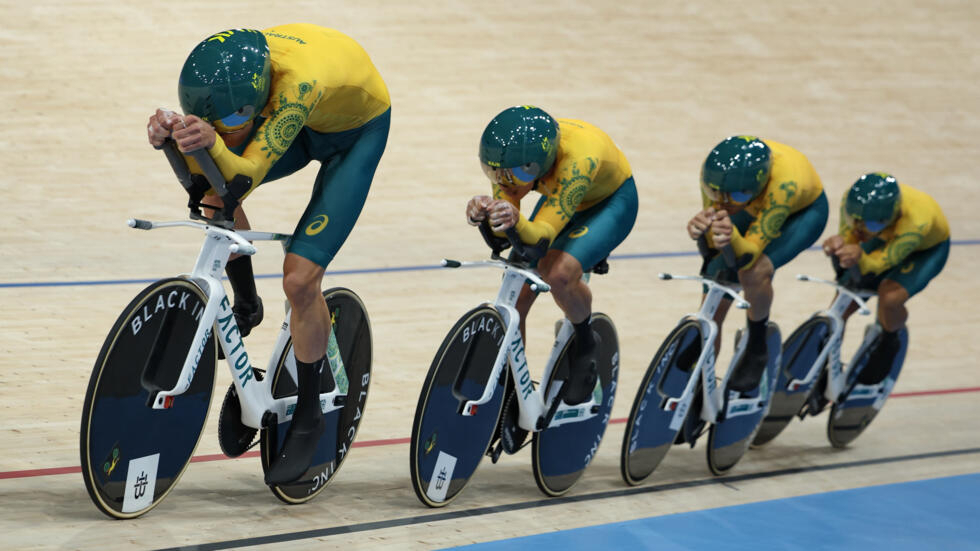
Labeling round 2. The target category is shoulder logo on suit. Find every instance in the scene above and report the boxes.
[305,214,329,236]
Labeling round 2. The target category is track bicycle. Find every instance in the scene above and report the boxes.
[620,240,782,484]
[409,225,619,507]
[752,262,908,448]
[79,142,372,518]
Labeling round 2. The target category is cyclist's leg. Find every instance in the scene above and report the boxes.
[267,110,390,484]
[730,191,829,391]
[860,239,949,384]
[198,195,266,335]
[545,177,638,404]
[545,177,638,318]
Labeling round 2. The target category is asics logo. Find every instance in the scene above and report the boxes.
[305,214,329,236]
[569,226,589,238]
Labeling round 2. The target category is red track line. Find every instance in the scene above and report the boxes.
[890,386,980,398]
[4,386,977,481]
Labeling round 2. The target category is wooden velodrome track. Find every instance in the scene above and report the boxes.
[1,1,978,549]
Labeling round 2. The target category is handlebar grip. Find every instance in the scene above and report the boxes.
[478,220,511,257]
[831,255,863,288]
[720,245,736,269]
[160,140,196,193]
[187,148,231,198]
[129,219,152,230]
[505,228,548,263]
[697,235,737,269]
[442,259,462,268]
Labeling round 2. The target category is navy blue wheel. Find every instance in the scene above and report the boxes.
[410,305,508,507]
[753,316,832,446]
[707,322,781,475]
[533,314,619,496]
[80,277,217,519]
[620,318,702,486]
[827,326,908,448]
[261,288,372,503]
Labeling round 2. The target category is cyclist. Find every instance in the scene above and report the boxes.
[465,106,638,405]
[823,172,949,383]
[687,136,828,393]
[146,24,390,484]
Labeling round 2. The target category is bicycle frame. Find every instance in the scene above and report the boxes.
[441,258,601,433]
[787,274,875,403]
[131,218,348,430]
[656,273,764,428]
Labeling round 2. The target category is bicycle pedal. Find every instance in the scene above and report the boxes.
[333,395,347,407]
[487,441,504,464]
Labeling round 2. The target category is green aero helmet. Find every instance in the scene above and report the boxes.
[178,29,271,129]
[700,136,772,204]
[845,172,901,233]
[479,106,559,186]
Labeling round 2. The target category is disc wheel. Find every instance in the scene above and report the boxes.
[707,323,781,475]
[80,277,217,519]
[827,326,908,448]
[533,314,619,496]
[410,305,508,507]
[260,287,372,503]
[753,316,831,447]
[620,318,702,486]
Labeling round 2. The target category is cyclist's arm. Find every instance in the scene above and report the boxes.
[858,220,928,275]
[512,157,598,244]
[838,201,862,245]
[187,84,319,198]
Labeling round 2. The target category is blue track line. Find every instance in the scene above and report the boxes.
[3,239,977,290]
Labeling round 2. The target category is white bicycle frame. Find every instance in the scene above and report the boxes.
[130,218,349,430]
[787,274,887,405]
[656,272,769,429]
[442,258,602,433]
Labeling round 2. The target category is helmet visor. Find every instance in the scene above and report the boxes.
[701,181,755,205]
[218,111,251,128]
[481,163,535,188]
[844,211,891,235]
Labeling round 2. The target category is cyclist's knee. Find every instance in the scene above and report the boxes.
[738,255,773,289]
[282,258,325,308]
[540,252,583,292]
[877,280,909,310]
